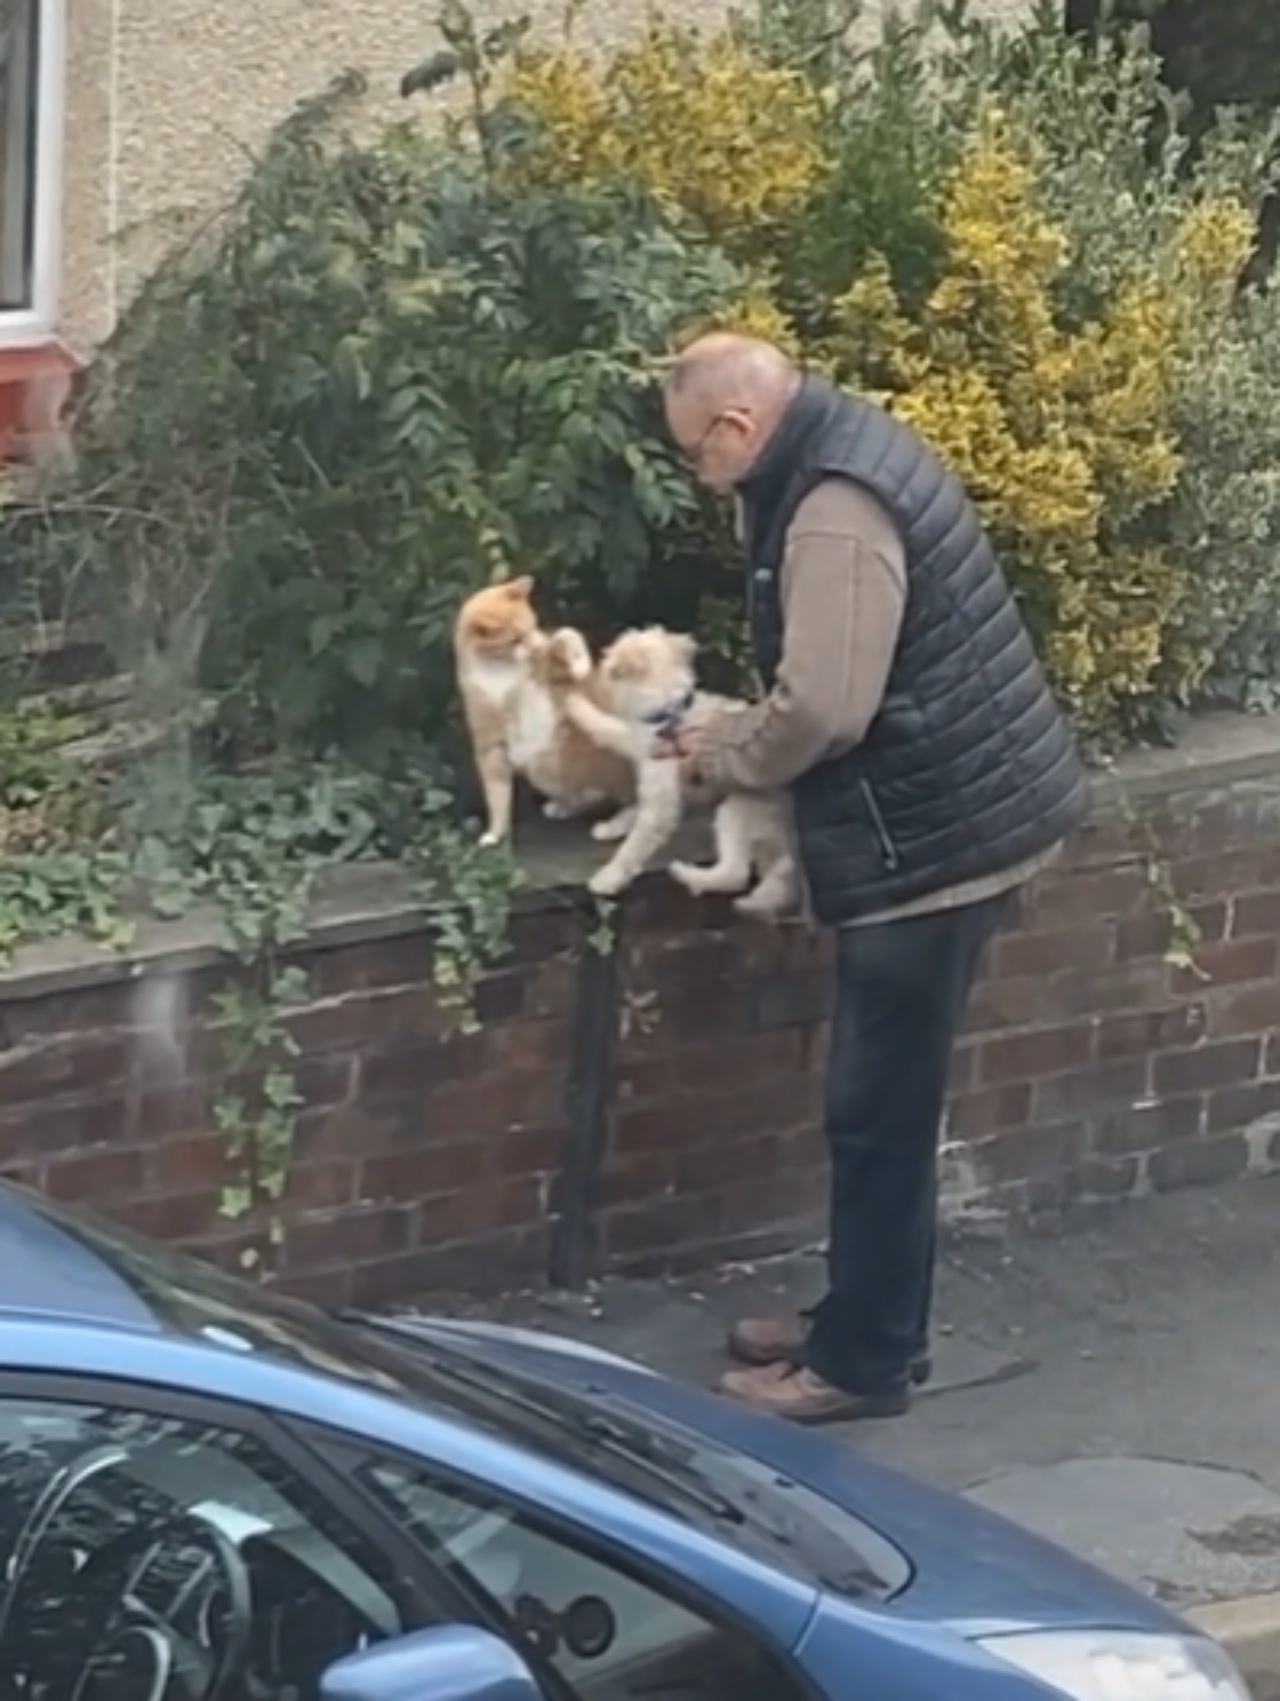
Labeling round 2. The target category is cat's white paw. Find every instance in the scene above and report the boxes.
[479,829,504,847]
[542,799,573,820]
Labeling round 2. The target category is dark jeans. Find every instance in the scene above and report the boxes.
[804,890,1010,1396]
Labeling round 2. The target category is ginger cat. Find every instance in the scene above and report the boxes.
[453,576,633,845]
[563,624,798,913]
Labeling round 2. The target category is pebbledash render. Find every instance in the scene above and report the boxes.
[2,715,1280,1308]
[51,0,1035,355]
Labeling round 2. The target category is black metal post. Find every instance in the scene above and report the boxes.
[547,903,624,1290]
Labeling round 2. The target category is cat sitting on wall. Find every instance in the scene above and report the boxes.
[453,575,632,846]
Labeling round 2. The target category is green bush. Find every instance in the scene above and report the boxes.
[27,65,737,769]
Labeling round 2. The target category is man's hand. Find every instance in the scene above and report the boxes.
[655,723,701,761]
[654,720,724,800]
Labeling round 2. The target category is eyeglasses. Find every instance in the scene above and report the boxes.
[677,412,727,469]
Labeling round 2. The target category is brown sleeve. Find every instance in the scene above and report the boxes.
[695,479,907,793]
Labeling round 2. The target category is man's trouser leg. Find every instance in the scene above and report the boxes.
[804,891,1009,1395]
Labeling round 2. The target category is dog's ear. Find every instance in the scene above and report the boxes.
[604,636,644,680]
[677,631,699,663]
[606,651,641,680]
[505,574,535,599]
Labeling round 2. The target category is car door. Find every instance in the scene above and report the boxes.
[306,1425,820,1701]
[0,1373,442,1701]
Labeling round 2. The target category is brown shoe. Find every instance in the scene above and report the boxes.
[717,1362,911,1425]
[726,1314,808,1367]
[727,1314,933,1387]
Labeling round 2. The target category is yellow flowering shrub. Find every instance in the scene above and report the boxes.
[819,114,1251,731]
[498,20,827,264]
[676,286,809,363]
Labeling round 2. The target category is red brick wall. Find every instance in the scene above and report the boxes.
[949,800,1280,1212]
[3,758,1280,1308]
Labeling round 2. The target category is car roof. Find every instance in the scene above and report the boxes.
[0,1181,161,1332]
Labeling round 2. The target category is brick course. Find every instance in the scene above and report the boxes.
[4,720,1280,1305]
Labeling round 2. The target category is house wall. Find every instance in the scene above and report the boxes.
[57,0,1037,352]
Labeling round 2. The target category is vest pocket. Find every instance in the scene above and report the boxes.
[860,780,901,871]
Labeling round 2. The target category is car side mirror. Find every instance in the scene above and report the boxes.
[320,1624,545,1701]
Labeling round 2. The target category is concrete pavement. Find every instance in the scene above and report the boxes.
[413,1176,1280,1691]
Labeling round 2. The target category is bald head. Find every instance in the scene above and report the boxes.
[667,333,799,410]
[663,333,802,495]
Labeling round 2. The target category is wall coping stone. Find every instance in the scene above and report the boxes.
[5,708,1280,1005]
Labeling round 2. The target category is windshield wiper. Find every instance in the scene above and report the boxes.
[342,1312,745,1526]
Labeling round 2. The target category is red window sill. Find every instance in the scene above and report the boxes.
[0,340,81,462]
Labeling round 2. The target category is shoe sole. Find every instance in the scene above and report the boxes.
[788,1391,913,1425]
[728,1338,932,1387]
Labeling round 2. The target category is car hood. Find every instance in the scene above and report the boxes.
[402,1316,1184,1639]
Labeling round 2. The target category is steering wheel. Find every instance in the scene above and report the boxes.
[80,1513,253,1701]
[13,1512,254,1701]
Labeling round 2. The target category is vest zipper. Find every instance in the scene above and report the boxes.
[860,781,901,871]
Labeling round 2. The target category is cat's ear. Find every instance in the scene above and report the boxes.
[506,574,535,599]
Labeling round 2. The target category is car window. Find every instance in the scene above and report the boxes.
[355,1452,809,1701]
[0,1396,418,1701]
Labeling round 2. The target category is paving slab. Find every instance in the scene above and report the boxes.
[966,1459,1280,1609]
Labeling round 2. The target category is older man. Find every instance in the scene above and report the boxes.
[663,333,1088,1424]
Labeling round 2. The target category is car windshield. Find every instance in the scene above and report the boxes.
[7,1190,907,1600]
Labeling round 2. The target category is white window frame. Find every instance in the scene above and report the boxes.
[0,0,66,345]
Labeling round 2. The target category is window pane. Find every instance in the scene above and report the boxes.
[0,1396,416,1700]
[0,0,38,309]
[360,1455,805,1701]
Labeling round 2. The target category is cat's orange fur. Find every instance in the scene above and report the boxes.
[453,576,633,845]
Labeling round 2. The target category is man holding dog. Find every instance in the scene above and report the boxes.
[661,333,1088,1424]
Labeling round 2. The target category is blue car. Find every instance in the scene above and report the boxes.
[0,1180,1248,1701]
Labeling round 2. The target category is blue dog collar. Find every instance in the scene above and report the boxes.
[640,687,696,732]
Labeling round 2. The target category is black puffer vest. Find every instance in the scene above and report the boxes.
[739,377,1089,926]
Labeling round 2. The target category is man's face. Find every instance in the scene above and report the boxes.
[663,392,762,495]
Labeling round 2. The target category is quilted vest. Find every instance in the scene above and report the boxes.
[738,377,1089,924]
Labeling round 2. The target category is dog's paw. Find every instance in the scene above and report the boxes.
[667,859,706,893]
[591,814,632,842]
[733,889,789,921]
[549,627,593,682]
[589,864,630,898]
